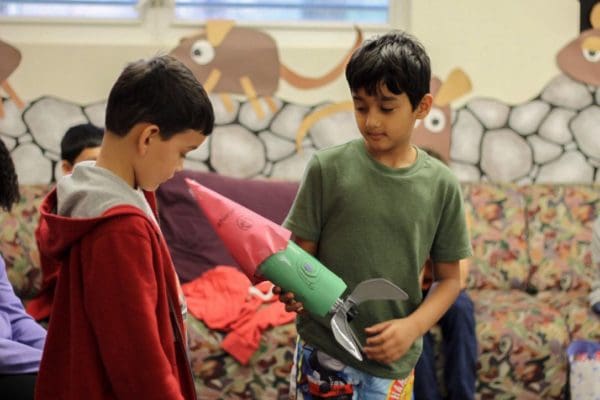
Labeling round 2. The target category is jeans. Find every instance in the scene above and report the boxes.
[413,290,477,400]
[290,338,414,400]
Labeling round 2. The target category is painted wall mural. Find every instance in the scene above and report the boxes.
[1,6,599,185]
[0,39,24,118]
[449,2,600,184]
[169,20,362,120]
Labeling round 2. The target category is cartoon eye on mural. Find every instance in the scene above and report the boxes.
[170,20,363,120]
[557,2,600,85]
[411,68,472,163]
[0,39,25,118]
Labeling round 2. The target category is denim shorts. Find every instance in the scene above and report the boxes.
[289,337,414,400]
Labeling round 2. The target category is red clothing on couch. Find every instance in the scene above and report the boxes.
[183,266,295,365]
[35,189,195,400]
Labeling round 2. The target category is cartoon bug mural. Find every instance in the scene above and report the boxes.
[557,1,600,85]
[170,20,362,120]
[411,69,472,164]
[0,39,25,118]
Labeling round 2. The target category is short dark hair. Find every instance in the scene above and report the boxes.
[105,55,214,139]
[61,123,104,164]
[346,30,431,110]
[0,139,19,212]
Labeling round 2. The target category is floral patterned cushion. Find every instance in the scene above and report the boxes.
[526,185,600,291]
[0,185,49,299]
[536,291,600,342]
[461,183,530,290]
[470,289,569,399]
[187,316,296,399]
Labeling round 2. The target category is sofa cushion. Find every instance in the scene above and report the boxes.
[461,183,530,290]
[156,170,299,282]
[469,289,569,399]
[0,185,48,299]
[536,290,600,342]
[526,185,600,291]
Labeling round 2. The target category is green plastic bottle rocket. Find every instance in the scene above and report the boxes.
[186,179,408,361]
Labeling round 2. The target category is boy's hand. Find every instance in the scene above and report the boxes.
[272,285,305,314]
[363,318,420,364]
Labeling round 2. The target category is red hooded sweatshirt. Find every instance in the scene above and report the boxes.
[35,162,196,400]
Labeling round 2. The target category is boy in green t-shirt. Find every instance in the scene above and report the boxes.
[276,31,472,399]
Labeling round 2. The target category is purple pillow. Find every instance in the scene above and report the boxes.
[156,170,299,282]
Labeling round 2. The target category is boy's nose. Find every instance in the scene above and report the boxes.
[366,115,381,130]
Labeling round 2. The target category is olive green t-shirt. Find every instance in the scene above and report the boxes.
[283,139,472,379]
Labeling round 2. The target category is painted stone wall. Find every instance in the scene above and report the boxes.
[451,74,599,184]
[2,72,599,185]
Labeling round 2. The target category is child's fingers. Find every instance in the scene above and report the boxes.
[285,299,304,313]
[364,332,386,347]
[364,320,391,335]
[272,287,305,313]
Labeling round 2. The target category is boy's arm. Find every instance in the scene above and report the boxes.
[411,260,461,333]
[459,211,473,289]
[0,337,43,374]
[0,261,46,351]
[459,258,470,289]
[364,260,461,364]
[83,228,185,400]
[294,236,317,255]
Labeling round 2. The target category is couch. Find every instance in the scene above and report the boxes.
[1,171,599,399]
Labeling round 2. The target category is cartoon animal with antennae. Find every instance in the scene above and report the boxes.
[0,39,25,118]
[295,68,472,160]
[170,20,362,119]
[411,69,472,163]
[557,1,600,85]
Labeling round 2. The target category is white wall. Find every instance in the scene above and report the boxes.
[412,0,579,105]
[0,0,580,106]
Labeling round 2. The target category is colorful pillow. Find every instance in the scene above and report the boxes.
[526,185,600,291]
[461,183,530,290]
[0,185,49,298]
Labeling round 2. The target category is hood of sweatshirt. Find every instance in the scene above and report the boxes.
[37,161,158,260]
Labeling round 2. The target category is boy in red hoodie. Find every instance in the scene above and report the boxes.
[35,55,214,400]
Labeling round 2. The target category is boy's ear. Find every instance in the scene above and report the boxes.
[136,124,160,155]
[415,94,433,119]
[61,160,73,175]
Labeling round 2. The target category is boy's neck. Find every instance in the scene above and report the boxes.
[365,141,417,169]
[95,132,137,189]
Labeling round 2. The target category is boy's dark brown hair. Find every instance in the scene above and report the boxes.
[345,30,431,110]
[61,123,104,164]
[0,139,19,211]
[105,55,215,139]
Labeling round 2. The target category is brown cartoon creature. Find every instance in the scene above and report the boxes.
[170,20,362,119]
[557,2,600,85]
[411,68,472,163]
[0,39,25,118]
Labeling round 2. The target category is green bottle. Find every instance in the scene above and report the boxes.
[259,241,347,317]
